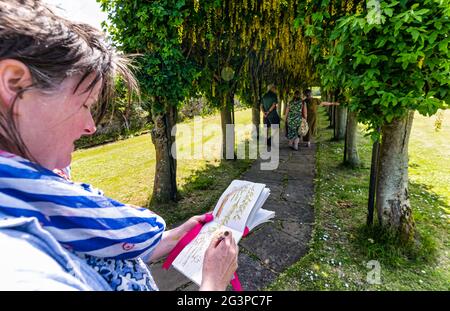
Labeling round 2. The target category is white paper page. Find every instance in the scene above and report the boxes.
[172,222,243,286]
[211,180,266,233]
[247,208,275,232]
[246,187,271,229]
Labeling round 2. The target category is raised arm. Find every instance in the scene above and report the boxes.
[147,214,209,263]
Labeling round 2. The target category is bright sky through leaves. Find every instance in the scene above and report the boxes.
[43,0,107,31]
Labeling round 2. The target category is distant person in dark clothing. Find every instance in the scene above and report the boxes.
[261,84,280,147]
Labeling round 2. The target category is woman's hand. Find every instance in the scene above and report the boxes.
[200,231,239,291]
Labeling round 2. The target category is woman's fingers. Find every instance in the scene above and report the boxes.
[190,212,214,225]
[209,234,223,248]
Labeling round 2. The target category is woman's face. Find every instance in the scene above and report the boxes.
[16,75,100,170]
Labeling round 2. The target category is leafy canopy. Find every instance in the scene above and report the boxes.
[323,0,449,131]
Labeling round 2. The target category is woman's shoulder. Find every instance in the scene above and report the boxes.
[0,216,111,290]
[0,225,88,290]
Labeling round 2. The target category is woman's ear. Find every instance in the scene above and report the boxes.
[0,59,32,108]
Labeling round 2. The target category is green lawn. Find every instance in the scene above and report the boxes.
[409,111,450,213]
[71,109,254,225]
[268,108,449,291]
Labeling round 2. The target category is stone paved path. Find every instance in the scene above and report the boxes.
[150,138,316,291]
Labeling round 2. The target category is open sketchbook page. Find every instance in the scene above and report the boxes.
[247,208,275,232]
[212,180,266,233]
[172,223,242,286]
[172,180,271,285]
[246,188,272,231]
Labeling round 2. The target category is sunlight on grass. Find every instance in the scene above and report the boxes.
[409,110,450,206]
[71,109,253,207]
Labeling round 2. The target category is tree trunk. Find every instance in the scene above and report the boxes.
[322,91,336,128]
[344,111,360,167]
[151,104,178,203]
[220,94,235,160]
[249,51,261,140]
[277,93,283,116]
[252,101,260,139]
[330,105,336,129]
[334,106,347,140]
[376,111,415,242]
[281,98,287,117]
[367,128,381,226]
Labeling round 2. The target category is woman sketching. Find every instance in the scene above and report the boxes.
[0,0,237,291]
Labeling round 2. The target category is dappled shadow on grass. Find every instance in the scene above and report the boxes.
[146,141,254,227]
[353,181,448,268]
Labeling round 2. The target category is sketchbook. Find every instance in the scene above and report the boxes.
[171,179,274,286]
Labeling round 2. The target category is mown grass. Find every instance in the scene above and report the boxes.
[268,108,449,291]
[71,109,254,226]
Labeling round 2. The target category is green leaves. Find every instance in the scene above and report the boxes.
[100,0,200,111]
[439,39,449,54]
[321,0,449,131]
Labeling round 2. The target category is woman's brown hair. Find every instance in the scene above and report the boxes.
[0,0,138,161]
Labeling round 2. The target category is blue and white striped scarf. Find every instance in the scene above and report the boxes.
[0,150,165,261]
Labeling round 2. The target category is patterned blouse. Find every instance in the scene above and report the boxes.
[0,150,165,290]
[287,99,304,140]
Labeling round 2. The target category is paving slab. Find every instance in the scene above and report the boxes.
[234,252,278,291]
[240,225,310,273]
[262,199,311,221]
[277,221,314,241]
[150,261,191,291]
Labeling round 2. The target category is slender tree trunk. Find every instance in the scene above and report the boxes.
[252,101,260,139]
[250,58,260,140]
[281,98,287,117]
[344,111,360,167]
[334,106,347,140]
[376,111,415,242]
[151,104,178,203]
[367,128,381,226]
[277,93,283,116]
[330,105,336,129]
[220,94,235,160]
[328,91,336,129]
[323,90,333,128]
[327,106,333,127]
